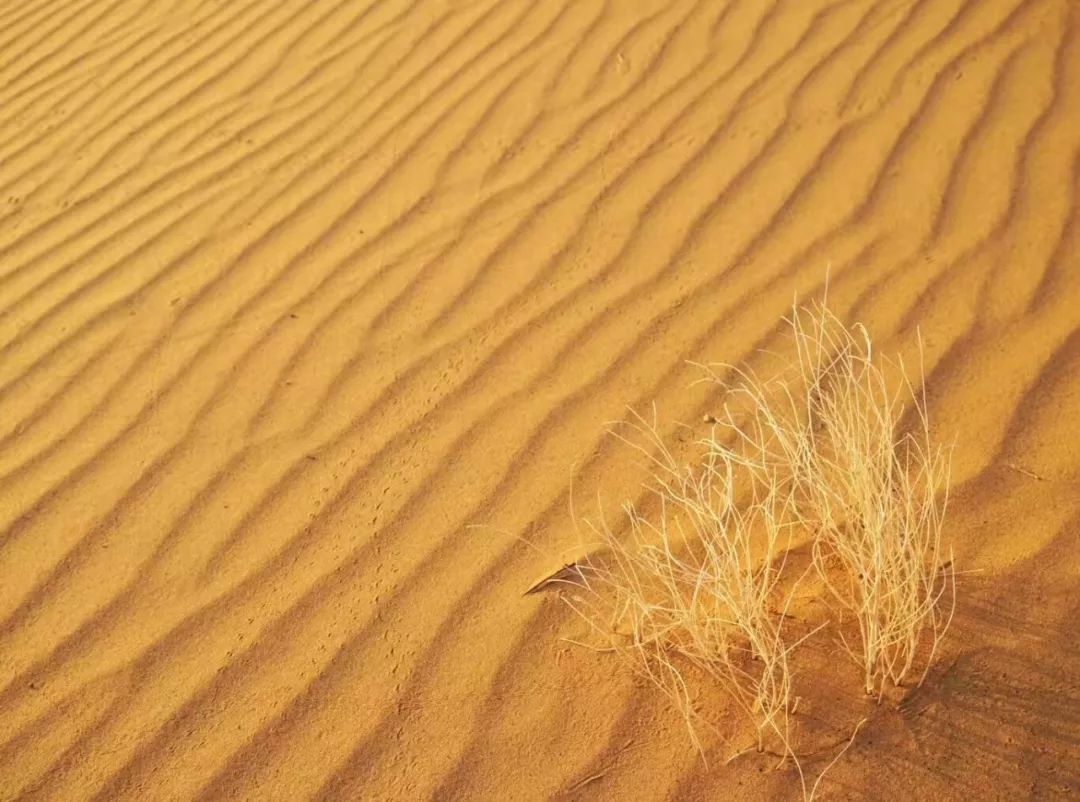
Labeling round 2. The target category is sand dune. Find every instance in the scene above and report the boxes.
[0,0,1078,798]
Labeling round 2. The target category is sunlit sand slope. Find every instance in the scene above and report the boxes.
[0,0,1078,799]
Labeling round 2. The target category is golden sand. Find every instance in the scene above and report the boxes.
[0,0,1077,799]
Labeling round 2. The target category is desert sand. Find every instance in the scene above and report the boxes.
[0,0,1078,799]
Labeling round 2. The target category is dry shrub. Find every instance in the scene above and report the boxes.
[566,408,814,758]
[562,299,955,798]
[703,301,956,697]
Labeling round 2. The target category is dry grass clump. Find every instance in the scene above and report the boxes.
[561,299,955,797]
[792,302,954,696]
[702,301,956,698]
[566,408,815,758]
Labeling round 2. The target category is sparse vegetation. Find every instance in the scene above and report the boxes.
[566,406,813,759]
[561,299,955,799]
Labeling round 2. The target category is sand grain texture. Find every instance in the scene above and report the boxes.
[0,0,1078,799]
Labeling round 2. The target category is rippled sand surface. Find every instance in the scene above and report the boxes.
[1,0,1078,799]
